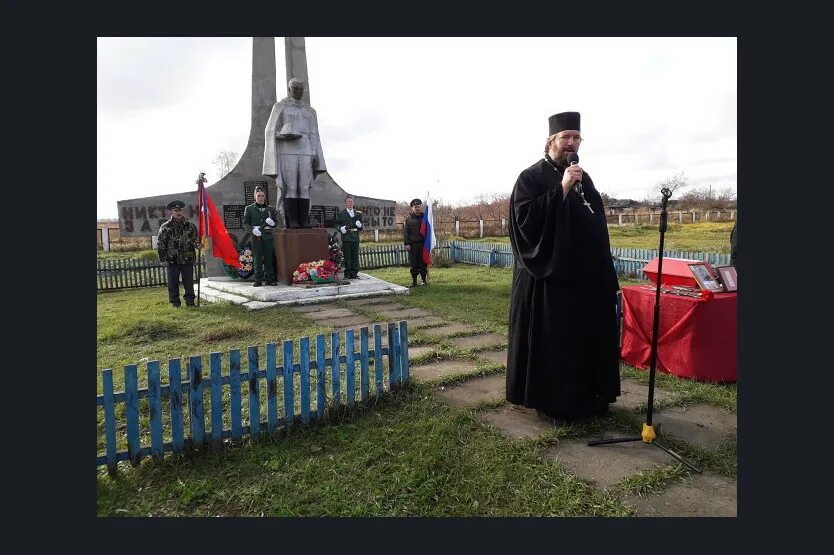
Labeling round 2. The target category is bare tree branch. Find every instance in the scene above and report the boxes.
[211,149,240,179]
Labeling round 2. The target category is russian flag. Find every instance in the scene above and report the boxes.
[419,193,435,265]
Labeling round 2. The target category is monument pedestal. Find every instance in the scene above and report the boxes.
[275,228,331,285]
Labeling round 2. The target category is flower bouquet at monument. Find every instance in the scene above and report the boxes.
[293,259,338,284]
[328,233,344,270]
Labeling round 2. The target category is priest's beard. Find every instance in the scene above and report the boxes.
[552,149,576,167]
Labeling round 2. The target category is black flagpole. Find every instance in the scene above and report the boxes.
[196,172,206,307]
[587,187,700,474]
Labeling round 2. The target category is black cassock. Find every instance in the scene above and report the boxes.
[506,158,620,420]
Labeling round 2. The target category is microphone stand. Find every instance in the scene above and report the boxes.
[587,187,700,474]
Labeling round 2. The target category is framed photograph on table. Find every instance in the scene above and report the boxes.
[715,265,738,292]
[688,263,724,292]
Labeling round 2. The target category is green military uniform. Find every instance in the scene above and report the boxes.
[336,208,362,278]
[157,215,199,306]
[243,201,280,284]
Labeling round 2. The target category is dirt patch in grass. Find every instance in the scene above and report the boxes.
[199,322,259,342]
[106,319,187,345]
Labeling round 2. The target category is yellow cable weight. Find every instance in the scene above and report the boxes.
[641,423,656,443]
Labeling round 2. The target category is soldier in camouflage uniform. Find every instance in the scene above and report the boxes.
[157,199,200,307]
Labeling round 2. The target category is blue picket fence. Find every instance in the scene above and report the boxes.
[359,242,452,269]
[447,240,730,279]
[97,257,207,291]
[97,322,410,474]
[610,248,731,279]
[449,241,515,268]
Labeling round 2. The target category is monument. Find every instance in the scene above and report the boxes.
[116,37,397,279]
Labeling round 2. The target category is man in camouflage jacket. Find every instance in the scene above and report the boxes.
[157,199,200,307]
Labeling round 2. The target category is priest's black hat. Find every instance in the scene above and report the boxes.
[548,111,580,136]
[410,198,422,207]
[166,199,185,210]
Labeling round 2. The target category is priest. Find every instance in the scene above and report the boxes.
[506,111,620,423]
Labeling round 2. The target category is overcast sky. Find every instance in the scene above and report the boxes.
[97,37,736,219]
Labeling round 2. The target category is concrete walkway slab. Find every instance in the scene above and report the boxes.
[350,322,389,335]
[306,308,359,320]
[408,316,448,329]
[612,378,674,412]
[436,374,506,408]
[342,296,401,308]
[654,404,737,448]
[363,302,409,313]
[448,333,506,351]
[544,432,675,489]
[623,472,736,517]
[477,349,508,368]
[409,360,480,382]
[376,307,433,319]
[419,323,478,338]
[477,405,557,439]
[407,345,436,360]
[327,315,381,330]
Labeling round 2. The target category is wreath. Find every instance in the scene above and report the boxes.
[222,233,256,280]
[293,259,338,284]
[328,231,344,269]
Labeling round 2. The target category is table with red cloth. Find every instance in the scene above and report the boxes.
[619,285,737,383]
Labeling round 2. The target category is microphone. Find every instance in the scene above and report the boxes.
[566,153,583,193]
[566,152,595,214]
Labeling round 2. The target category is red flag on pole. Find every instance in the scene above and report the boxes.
[198,180,241,268]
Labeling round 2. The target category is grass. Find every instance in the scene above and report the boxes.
[97,236,735,514]
[363,266,514,335]
[97,288,333,392]
[617,465,690,497]
[97,384,629,517]
[445,222,734,253]
[607,222,734,253]
[620,364,737,413]
[98,249,158,260]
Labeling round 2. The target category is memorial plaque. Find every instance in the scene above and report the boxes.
[223,204,245,229]
[244,181,269,205]
[310,205,340,227]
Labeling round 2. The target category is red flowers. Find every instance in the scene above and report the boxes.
[293,259,338,284]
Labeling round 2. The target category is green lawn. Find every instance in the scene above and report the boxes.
[607,222,734,253]
[365,222,733,253]
[444,222,734,253]
[98,384,635,517]
[97,262,735,516]
[98,249,158,260]
[97,283,631,516]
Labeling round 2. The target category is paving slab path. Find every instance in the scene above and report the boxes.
[419,323,479,338]
[448,334,506,351]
